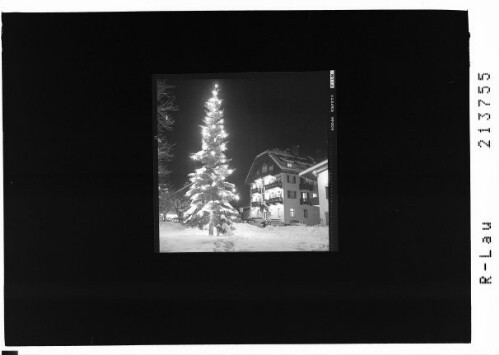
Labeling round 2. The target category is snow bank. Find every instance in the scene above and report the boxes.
[159,222,329,253]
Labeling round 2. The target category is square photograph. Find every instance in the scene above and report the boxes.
[155,72,337,252]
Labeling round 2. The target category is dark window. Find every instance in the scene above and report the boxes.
[269,165,273,171]
[292,176,296,184]
[262,164,267,173]
[304,209,308,218]
[325,186,329,200]
[287,190,297,199]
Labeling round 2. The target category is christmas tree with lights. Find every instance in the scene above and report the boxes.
[183,84,240,235]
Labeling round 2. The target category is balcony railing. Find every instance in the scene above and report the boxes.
[266,196,283,204]
[300,198,312,205]
[264,181,282,190]
[251,201,262,207]
[299,182,315,190]
[300,197,320,205]
[310,197,319,206]
[250,187,260,194]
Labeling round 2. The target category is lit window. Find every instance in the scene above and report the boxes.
[301,192,308,200]
[287,163,293,168]
[290,208,295,217]
[262,164,267,173]
[304,209,308,218]
[312,193,318,198]
[269,165,273,171]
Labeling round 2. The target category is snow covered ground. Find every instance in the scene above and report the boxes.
[159,222,329,252]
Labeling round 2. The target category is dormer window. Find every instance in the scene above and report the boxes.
[262,163,267,173]
[287,163,293,168]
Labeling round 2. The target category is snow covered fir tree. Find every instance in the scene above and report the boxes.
[182,84,240,236]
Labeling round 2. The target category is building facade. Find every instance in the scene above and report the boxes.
[299,159,329,226]
[245,148,321,226]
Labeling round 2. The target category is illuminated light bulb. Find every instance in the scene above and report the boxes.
[220,119,224,123]
[211,151,215,156]
[212,90,217,96]
[215,84,218,88]
[235,195,240,201]
[212,125,216,129]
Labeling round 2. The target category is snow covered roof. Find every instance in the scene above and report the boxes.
[299,159,328,179]
[245,148,318,184]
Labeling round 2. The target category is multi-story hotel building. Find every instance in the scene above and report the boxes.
[245,147,321,226]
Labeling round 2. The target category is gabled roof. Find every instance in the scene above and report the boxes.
[299,159,328,180]
[245,148,317,184]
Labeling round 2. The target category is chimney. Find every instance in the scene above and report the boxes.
[291,145,300,156]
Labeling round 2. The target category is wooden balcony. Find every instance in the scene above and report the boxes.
[299,182,315,190]
[250,187,260,194]
[300,197,319,205]
[264,181,282,190]
[299,198,311,205]
[310,197,319,206]
[266,196,283,204]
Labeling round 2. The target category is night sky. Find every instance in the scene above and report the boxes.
[162,72,330,205]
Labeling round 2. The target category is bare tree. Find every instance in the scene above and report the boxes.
[158,184,173,218]
[170,193,190,220]
[158,182,191,221]
[156,79,178,185]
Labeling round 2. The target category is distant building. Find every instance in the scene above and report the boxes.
[245,146,321,226]
[299,159,329,226]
